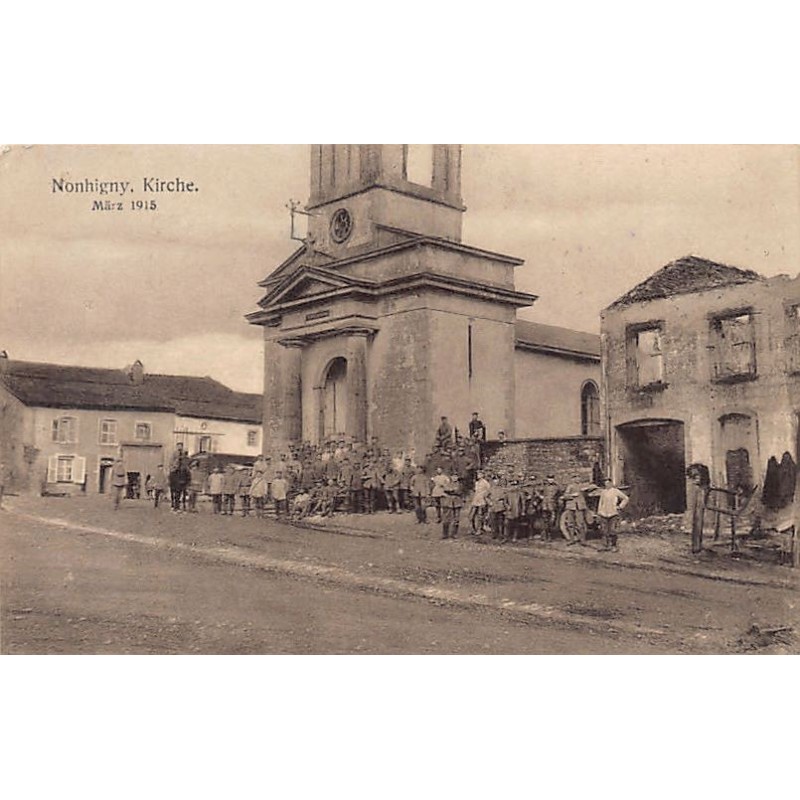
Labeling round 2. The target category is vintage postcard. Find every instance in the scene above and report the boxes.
[1,144,798,655]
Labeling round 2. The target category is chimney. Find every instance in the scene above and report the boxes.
[128,359,144,385]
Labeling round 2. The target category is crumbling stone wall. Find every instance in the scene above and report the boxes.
[482,436,604,485]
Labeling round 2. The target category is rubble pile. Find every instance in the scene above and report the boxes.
[735,623,796,653]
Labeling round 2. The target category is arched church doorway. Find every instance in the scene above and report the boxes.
[321,357,348,441]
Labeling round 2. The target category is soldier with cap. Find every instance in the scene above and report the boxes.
[541,475,559,541]
[563,473,589,545]
[441,472,463,540]
[468,412,487,441]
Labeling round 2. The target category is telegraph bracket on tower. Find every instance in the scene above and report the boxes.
[286,199,318,246]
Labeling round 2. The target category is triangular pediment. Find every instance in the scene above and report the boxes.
[258,266,373,309]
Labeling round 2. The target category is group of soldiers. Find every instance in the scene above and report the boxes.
[134,413,629,551]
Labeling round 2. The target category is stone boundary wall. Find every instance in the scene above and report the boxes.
[482,436,604,485]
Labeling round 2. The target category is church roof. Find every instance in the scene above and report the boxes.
[606,255,764,311]
[515,320,600,360]
[0,359,262,423]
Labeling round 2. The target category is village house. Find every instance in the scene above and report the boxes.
[247,144,600,456]
[0,355,262,496]
[601,255,800,518]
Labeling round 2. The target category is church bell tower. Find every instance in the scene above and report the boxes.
[249,144,534,457]
[306,144,465,255]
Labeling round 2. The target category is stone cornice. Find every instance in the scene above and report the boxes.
[246,270,536,326]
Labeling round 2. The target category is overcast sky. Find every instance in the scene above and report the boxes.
[1,144,797,392]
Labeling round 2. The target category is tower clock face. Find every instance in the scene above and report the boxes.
[330,207,353,243]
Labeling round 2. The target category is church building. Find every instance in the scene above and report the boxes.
[247,145,600,457]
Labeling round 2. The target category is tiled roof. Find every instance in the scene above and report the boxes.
[0,360,262,423]
[606,255,764,310]
[515,320,600,359]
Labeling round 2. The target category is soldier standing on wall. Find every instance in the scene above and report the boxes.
[468,412,487,441]
[435,416,453,451]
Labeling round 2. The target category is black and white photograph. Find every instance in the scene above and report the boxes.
[2,143,798,656]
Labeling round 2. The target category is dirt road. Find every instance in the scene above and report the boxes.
[2,496,797,654]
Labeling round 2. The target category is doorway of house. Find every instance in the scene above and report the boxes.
[98,458,115,493]
[616,419,686,517]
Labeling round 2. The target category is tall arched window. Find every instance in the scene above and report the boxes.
[581,381,600,436]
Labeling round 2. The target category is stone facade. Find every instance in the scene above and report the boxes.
[601,256,800,517]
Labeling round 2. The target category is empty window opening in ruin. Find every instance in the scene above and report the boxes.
[627,324,664,388]
[711,310,756,382]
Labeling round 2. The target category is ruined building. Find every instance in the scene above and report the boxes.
[247,145,600,457]
[601,255,800,517]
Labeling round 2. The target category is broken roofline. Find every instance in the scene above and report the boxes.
[245,271,537,324]
[603,254,766,312]
[256,228,526,288]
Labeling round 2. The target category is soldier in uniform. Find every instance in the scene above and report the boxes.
[435,416,453,451]
[362,458,382,514]
[111,457,127,511]
[469,470,491,535]
[400,457,416,511]
[504,479,526,542]
[409,465,431,524]
[383,465,402,513]
[237,466,253,517]
[187,460,205,513]
[488,476,507,540]
[468,412,487,441]
[541,475,559,541]
[441,472,463,540]
[430,466,450,524]
[563,473,588,545]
